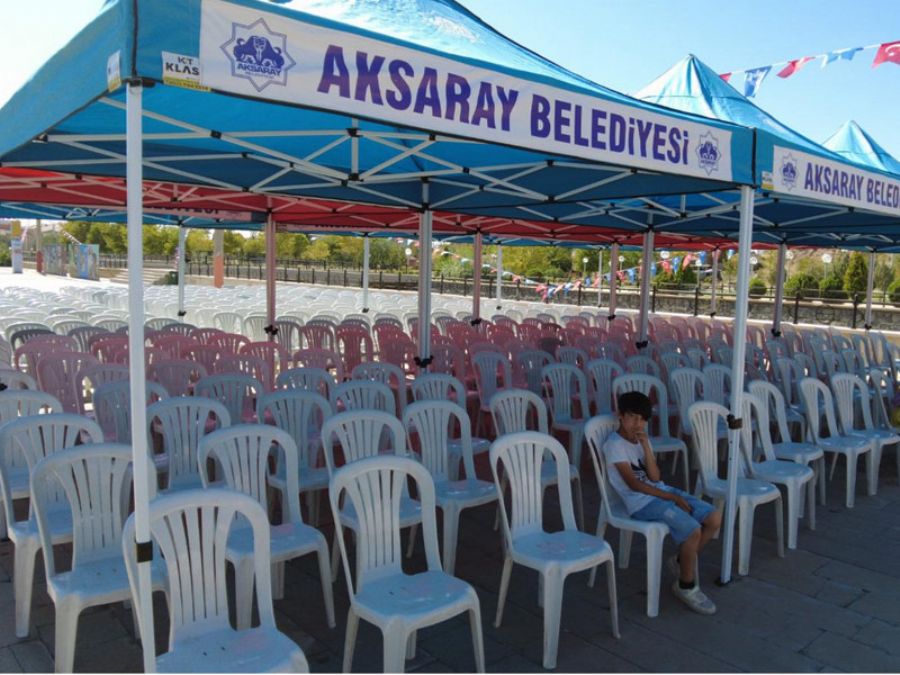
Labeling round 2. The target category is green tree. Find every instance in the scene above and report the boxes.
[843,251,868,294]
[275,232,309,259]
[185,229,212,255]
[222,230,245,256]
[242,234,265,258]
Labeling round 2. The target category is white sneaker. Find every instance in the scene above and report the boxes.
[672,581,717,615]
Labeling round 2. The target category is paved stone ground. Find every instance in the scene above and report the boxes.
[2,455,900,673]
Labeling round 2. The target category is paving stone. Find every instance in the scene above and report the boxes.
[420,621,512,670]
[815,580,868,608]
[804,631,900,672]
[846,590,900,626]
[489,651,543,673]
[72,635,142,673]
[518,630,641,672]
[9,641,53,672]
[0,647,23,673]
[853,618,900,657]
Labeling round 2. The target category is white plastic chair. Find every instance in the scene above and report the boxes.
[276,366,335,399]
[612,373,690,489]
[585,414,669,618]
[198,425,335,631]
[123,488,310,672]
[146,397,231,491]
[748,380,826,506]
[491,431,619,668]
[688,401,784,576]
[741,394,815,549]
[403,400,496,574]
[831,372,898,497]
[471,350,512,436]
[585,358,624,415]
[799,377,874,508]
[194,372,262,424]
[0,413,103,638]
[31,444,167,673]
[331,379,395,415]
[330,456,485,673]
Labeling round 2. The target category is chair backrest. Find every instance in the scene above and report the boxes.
[321,409,406,473]
[821,350,845,380]
[403,400,474,481]
[830,372,875,435]
[429,344,467,380]
[292,348,344,382]
[411,373,465,405]
[194,373,262,423]
[199,424,302,523]
[258,389,332,473]
[351,361,407,416]
[93,380,169,443]
[0,389,62,422]
[336,327,374,374]
[513,349,554,396]
[587,359,625,414]
[240,341,290,384]
[276,366,335,399]
[123,488,277,651]
[584,414,628,519]
[76,363,130,414]
[490,431,576,540]
[329,456,440,595]
[612,373,672,437]
[217,353,271,391]
[541,362,589,423]
[747,379,792,445]
[557,346,588,370]
[32,444,132,574]
[331,380,395,415]
[793,351,818,379]
[668,367,704,435]
[146,397,231,490]
[687,401,731,491]
[300,323,336,351]
[740,392,777,465]
[242,314,269,342]
[489,388,549,435]
[798,377,841,442]
[34,351,100,413]
[625,355,661,379]
[208,331,251,355]
[472,351,511,405]
[702,364,732,407]
[147,359,207,397]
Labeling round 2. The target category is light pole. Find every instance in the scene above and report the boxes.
[822,252,832,279]
[582,256,588,278]
[405,246,412,274]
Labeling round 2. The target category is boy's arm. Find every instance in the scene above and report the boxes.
[635,429,661,482]
[613,461,690,512]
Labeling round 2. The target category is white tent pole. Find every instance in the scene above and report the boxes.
[596,248,604,309]
[608,242,619,321]
[472,232,483,320]
[264,211,276,340]
[721,185,755,586]
[417,183,433,367]
[710,249,720,317]
[637,230,654,348]
[495,245,503,310]
[126,81,156,674]
[361,234,371,313]
[864,251,876,330]
[176,224,187,319]
[771,243,787,336]
[35,219,43,274]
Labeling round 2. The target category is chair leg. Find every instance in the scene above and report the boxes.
[806,476,816,531]
[383,627,409,674]
[14,540,38,638]
[469,606,486,673]
[737,505,755,576]
[572,477,585,532]
[645,531,664,618]
[53,598,81,674]
[494,556,513,627]
[406,631,417,660]
[234,557,256,631]
[441,506,461,575]
[681,448,690,491]
[817,456,827,505]
[330,532,342,583]
[845,452,858,508]
[618,530,633,569]
[405,524,419,559]
[316,539,336,628]
[540,572,564,670]
[342,609,359,673]
[774,496,785,558]
[866,443,879,497]
[786,484,799,550]
[604,559,621,639]
[271,561,285,600]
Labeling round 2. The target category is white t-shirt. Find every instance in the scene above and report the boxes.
[603,431,667,515]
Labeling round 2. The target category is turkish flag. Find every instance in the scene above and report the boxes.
[873,41,900,67]
[777,56,814,78]
[719,72,732,82]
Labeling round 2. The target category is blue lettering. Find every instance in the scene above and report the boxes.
[413,67,442,117]
[572,104,589,147]
[635,119,653,158]
[531,95,551,137]
[354,51,384,104]
[386,59,413,110]
[590,109,607,150]
[805,164,814,190]
[554,99,571,143]
[667,127,682,164]
[496,86,518,132]
[444,73,471,123]
[866,178,874,203]
[839,171,849,198]
[652,123,667,161]
[609,113,626,152]
[471,82,496,128]
[317,45,350,98]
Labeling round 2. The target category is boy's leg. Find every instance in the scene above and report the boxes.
[632,495,703,586]
[678,527,701,585]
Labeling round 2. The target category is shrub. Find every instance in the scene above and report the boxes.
[784,272,819,297]
[843,252,868,294]
[748,277,767,297]
[819,274,847,300]
[888,279,900,304]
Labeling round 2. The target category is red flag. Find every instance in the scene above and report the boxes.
[777,56,814,78]
[873,41,900,67]
[719,72,731,82]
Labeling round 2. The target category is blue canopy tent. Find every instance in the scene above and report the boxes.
[0,1,764,650]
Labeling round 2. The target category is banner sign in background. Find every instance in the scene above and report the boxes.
[199,0,734,181]
[74,244,100,281]
[10,238,22,274]
[43,244,67,276]
[765,146,900,217]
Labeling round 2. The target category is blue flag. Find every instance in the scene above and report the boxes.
[822,47,862,68]
[672,256,682,273]
[744,66,771,98]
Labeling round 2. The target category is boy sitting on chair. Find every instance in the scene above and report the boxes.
[604,391,721,614]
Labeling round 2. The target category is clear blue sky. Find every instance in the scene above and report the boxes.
[2,0,899,158]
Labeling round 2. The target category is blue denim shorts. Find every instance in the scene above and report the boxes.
[630,486,716,545]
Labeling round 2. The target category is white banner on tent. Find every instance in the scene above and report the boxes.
[199,0,733,181]
[766,145,900,217]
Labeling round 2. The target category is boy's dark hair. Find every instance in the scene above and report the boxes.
[617,391,652,420]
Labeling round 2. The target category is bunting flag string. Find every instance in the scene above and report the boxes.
[721,40,900,97]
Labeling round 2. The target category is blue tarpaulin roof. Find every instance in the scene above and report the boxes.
[823,121,900,176]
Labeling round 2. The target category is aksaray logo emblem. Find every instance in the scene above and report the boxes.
[695,132,721,175]
[221,18,295,91]
[780,154,798,190]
